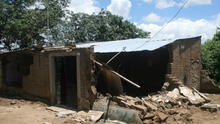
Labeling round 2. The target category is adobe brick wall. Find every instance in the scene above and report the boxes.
[21,48,94,110]
[168,37,202,90]
[23,54,50,100]
[0,48,94,110]
[74,48,94,110]
[21,48,94,109]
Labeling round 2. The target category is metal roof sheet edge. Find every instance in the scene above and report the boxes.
[76,36,201,53]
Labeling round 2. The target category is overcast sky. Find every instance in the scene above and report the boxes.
[67,0,220,42]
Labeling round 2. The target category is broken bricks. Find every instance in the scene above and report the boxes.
[91,84,211,124]
[201,103,220,112]
[178,86,206,105]
[143,113,155,119]
[141,98,158,111]
[157,112,168,122]
[112,96,148,114]
[76,110,104,122]
[143,112,168,123]
[45,85,211,124]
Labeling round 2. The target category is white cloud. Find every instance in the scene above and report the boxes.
[213,14,220,25]
[143,0,152,3]
[137,14,220,42]
[185,0,212,6]
[107,0,132,19]
[156,0,176,9]
[154,0,212,9]
[28,2,45,9]
[67,0,100,14]
[143,13,163,22]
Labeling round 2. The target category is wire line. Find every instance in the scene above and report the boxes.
[134,0,189,50]
[106,0,189,64]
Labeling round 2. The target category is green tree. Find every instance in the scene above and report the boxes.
[51,10,150,43]
[202,28,220,85]
[1,2,149,50]
[0,0,69,50]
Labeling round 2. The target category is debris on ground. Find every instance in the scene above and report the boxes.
[98,119,127,124]
[47,106,104,122]
[10,100,17,105]
[93,97,143,124]
[42,122,52,124]
[46,106,77,118]
[201,103,220,112]
[93,85,212,124]
[74,110,104,122]
[0,83,218,124]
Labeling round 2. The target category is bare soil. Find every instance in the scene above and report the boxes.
[0,94,220,124]
[0,97,83,124]
[190,93,220,124]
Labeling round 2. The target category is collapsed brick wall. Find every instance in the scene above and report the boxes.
[200,70,220,93]
[168,37,202,90]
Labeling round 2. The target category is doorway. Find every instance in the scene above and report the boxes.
[54,56,77,108]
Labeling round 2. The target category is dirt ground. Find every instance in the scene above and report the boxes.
[0,96,84,124]
[0,94,220,124]
[190,93,220,124]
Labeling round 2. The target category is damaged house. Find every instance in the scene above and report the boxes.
[0,47,94,109]
[78,36,202,96]
[0,36,203,110]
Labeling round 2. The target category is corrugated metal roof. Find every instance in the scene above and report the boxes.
[0,36,201,54]
[76,36,200,53]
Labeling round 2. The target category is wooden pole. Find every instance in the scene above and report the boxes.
[92,59,141,88]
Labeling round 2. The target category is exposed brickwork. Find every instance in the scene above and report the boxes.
[168,37,202,90]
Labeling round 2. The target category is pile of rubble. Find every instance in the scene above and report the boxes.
[47,84,213,124]
[93,85,212,124]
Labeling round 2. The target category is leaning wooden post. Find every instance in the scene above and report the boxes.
[91,59,141,88]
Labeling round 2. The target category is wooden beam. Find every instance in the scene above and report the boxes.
[91,59,141,88]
